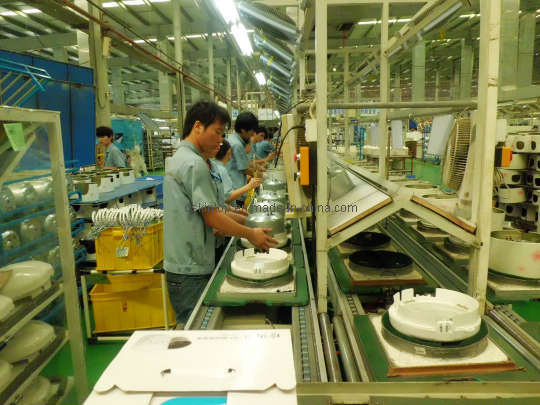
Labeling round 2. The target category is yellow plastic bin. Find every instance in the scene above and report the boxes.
[90,278,175,333]
[95,222,163,270]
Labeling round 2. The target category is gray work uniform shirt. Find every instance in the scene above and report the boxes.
[104,143,126,168]
[225,132,249,193]
[164,141,220,275]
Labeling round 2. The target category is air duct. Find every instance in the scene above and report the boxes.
[237,1,300,43]
[253,32,295,66]
[260,54,293,80]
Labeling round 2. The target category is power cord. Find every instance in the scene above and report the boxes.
[273,125,306,168]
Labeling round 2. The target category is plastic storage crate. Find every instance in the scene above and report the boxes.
[95,222,163,270]
[90,276,175,333]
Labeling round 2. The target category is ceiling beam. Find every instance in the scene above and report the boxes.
[0,32,78,52]
[117,1,149,26]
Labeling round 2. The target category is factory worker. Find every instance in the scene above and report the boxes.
[96,126,126,168]
[226,112,260,206]
[164,102,277,327]
[255,126,276,159]
[213,140,261,204]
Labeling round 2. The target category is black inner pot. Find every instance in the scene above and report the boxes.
[349,250,413,270]
[345,232,391,249]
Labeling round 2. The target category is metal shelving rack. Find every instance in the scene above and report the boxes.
[144,131,164,171]
[0,106,89,404]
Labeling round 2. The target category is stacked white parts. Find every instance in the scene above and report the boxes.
[388,288,481,342]
[231,248,289,281]
[0,320,55,363]
[489,231,540,279]
[0,261,53,301]
[18,376,56,405]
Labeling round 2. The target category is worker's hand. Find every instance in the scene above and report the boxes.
[248,177,262,189]
[266,152,276,161]
[248,228,278,251]
[214,228,226,238]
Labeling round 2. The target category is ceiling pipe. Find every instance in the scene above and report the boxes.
[253,31,295,66]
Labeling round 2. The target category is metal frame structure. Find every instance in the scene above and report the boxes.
[0,105,89,403]
[312,0,501,317]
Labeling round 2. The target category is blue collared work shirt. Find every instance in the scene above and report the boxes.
[164,141,220,275]
[104,143,126,168]
[225,132,250,192]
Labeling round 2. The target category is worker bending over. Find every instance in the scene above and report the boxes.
[164,102,276,327]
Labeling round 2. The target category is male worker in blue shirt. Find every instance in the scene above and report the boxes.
[226,112,259,206]
[164,102,276,327]
[96,126,126,168]
[255,126,276,159]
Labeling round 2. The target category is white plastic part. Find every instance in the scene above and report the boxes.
[0,261,53,301]
[506,134,540,153]
[19,376,55,405]
[491,208,505,232]
[0,359,13,391]
[497,186,527,203]
[505,153,528,170]
[0,320,55,363]
[81,183,100,202]
[388,288,481,342]
[0,295,15,322]
[531,190,540,206]
[489,231,540,280]
[521,205,538,222]
[498,168,524,185]
[526,172,540,189]
[241,232,288,249]
[528,155,540,171]
[231,248,289,281]
[120,170,136,185]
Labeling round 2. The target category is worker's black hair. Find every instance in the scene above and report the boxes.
[234,111,259,134]
[96,126,114,138]
[182,101,231,139]
[256,126,268,139]
[216,139,231,161]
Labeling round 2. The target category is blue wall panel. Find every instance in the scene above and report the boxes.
[71,86,96,166]
[1,51,95,166]
[68,65,93,85]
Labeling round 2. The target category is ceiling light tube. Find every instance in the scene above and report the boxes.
[422,3,462,34]
[214,0,239,24]
[255,72,266,85]
[231,23,253,56]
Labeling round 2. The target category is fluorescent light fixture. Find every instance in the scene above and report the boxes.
[149,0,170,2]
[459,13,480,18]
[214,0,239,24]
[422,3,462,33]
[148,38,157,42]
[357,20,378,25]
[397,18,411,23]
[134,39,146,43]
[123,0,145,5]
[0,11,17,16]
[255,72,266,85]
[159,126,169,130]
[103,2,119,7]
[22,8,41,14]
[231,23,253,56]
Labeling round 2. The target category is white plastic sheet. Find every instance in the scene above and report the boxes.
[427,115,454,156]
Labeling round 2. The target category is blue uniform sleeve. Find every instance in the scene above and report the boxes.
[190,159,219,210]
[231,142,250,171]
[111,147,126,168]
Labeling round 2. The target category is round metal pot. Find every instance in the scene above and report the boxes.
[43,214,57,234]
[19,218,43,243]
[263,177,287,192]
[29,179,53,200]
[245,211,286,236]
[1,230,21,251]
[258,190,287,206]
[248,199,286,218]
[7,182,39,208]
[0,187,16,214]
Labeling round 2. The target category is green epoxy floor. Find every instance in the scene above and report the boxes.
[41,159,538,401]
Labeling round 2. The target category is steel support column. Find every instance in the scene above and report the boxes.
[83,0,110,126]
[226,56,232,117]
[344,51,351,157]
[412,40,425,101]
[111,67,124,106]
[208,29,215,101]
[517,12,535,88]
[236,62,242,110]
[378,1,389,178]
[158,40,173,111]
[499,0,519,89]
[172,0,186,129]
[469,0,501,314]
[315,0,328,314]
[460,39,474,99]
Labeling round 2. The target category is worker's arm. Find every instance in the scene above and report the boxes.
[225,177,261,204]
[201,209,276,250]
[225,210,247,225]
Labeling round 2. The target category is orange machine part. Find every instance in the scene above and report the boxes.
[299,146,310,186]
